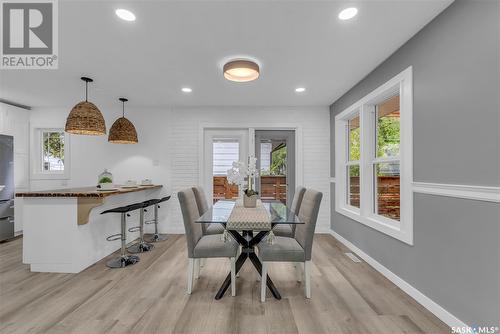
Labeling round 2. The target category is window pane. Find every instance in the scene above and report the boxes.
[347,164,360,208]
[348,115,360,161]
[271,145,287,176]
[260,142,272,174]
[42,131,64,171]
[213,140,239,176]
[374,162,400,221]
[376,95,400,158]
[213,140,239,203]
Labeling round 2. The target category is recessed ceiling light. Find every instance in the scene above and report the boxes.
[182,87,192,93]
[116,9,136,22]
[338,7,358,20]
[295,87,306,93]
[223,59,260,82]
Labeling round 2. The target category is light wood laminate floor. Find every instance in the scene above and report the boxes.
[0,234,449,334]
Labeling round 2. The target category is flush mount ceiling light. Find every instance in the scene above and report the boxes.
[65,77,106,136]
[181,87,192,93]
[115,9,136,21]
[338,7,358,20]
[108,98,138,144]
[223,59,260,82]
[295,87,306,93]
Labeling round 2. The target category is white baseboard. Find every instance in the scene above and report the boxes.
[328,229,467,330]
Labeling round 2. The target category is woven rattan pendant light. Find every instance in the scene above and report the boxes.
[108,98,138,144]
[65,77,106,135]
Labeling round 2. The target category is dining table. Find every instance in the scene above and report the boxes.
[196,199,303,300]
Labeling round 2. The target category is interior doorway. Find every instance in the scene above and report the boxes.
[254,130,295,206]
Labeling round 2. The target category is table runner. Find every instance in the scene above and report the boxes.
[226,199,271,231]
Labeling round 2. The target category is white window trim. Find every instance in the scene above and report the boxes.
[30,126,71,180]
[335,66,413,245]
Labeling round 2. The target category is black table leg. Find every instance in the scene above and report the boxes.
[214,229,282,300]
[215,252,247,300]
[248,252,282,300]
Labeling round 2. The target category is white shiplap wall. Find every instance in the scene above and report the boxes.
[26,106,330,234]
[166,106,331,233]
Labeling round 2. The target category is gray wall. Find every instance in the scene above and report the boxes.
[330,0,499,327]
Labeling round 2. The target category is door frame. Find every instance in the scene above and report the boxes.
[199,122,303,203]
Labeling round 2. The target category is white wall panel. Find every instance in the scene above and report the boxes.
[28,106,330,234]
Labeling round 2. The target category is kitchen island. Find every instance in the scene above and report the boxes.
[16,185,163,273]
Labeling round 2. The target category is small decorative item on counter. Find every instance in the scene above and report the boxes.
[124,180,137,187]
[141,179,152,186]
[98,169,114,190]
[227,156,259,208]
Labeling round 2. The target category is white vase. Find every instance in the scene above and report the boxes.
[99,182,114,190]
[243,194,257,208]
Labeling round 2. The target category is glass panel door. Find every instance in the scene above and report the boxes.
[212,139,240,203]
[203,129,248,204]
[255,130,295,206]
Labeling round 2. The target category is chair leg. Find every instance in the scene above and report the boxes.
[304,261,311,298]
[236,246,242,277]
[230,257,236,297]
[295,262,302,282]
[194,258,200,279]
[187,258,194,294]
[261,262,267,302]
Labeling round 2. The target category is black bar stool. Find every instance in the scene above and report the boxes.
[127,202,154,254]
[102,202,144,268]
[145,196,171,243]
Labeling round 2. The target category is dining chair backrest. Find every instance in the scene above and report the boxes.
[178,188,203,258]
[192,186,210,234]
[289,186,306,236]
[294,189,323,261]
[192,186,209,216]
[290,186,306,215]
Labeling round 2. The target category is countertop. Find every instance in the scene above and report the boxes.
[15,185,162,198]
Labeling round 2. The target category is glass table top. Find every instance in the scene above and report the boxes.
[196,200,302,225]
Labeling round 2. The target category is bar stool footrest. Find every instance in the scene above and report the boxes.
[128,226,140,233]
[106,233,122,242]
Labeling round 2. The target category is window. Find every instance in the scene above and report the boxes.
[374,95,400,221]
[335,67,413,244]
[42,130,65,172]
[212,140,239,175]
[32,128,70,179]
[347,114,360,209]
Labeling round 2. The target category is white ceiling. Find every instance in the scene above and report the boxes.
[0,0,453,108]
